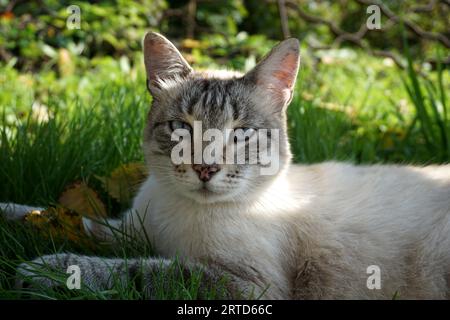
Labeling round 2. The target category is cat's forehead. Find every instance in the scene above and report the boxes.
[172,76,254,128]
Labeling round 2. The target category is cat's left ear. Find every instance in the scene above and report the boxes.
[244,38,300,111]
[143,32,193,95]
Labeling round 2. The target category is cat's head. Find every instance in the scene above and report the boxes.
[142,32,299,204]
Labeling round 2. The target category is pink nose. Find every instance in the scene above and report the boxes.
[192,164,220,182]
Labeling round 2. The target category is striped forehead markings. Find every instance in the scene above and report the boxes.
[182,80,235,114]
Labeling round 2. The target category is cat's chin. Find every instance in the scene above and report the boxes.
[181,187,237,204]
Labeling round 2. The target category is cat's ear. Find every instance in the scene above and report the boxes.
[143,32,193,95]
[244,38,300,110]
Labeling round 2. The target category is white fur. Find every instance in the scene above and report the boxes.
[84,161,450,299]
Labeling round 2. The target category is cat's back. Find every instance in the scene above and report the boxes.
[286,162,450,298]
[287,161,450,233]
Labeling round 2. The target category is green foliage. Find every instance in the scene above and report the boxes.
[2,0,447,73]
[0,0,167,70]
[192,32,275,70]
[0,80,148,205]
[401,50,449,162]
[196,0,247,36]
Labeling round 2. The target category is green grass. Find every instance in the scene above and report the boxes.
[0,48,448,299]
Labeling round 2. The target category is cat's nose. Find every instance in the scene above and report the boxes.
[192,164,220,182]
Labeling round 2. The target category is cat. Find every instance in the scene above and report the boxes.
[3,32,450,299]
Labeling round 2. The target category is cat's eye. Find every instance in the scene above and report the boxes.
[169,120,192,132]
[233,127,255,143]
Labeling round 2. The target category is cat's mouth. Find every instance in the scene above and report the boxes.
[187,183,220,199]
[198,184,216,195]
[178,184,219,204]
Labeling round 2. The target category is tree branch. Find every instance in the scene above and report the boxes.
[355,0,449,48]
[276,0,449,70]
[277,0,291,38]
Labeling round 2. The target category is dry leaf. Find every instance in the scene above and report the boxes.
[181,38,201,49]
[58,48,74,76]
[24,207,84,242]
[59,182,107,218]
[96,162,148,204]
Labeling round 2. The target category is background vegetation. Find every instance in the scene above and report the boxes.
[0,0,448,299]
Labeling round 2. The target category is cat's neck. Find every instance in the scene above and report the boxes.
[137,163,320,265]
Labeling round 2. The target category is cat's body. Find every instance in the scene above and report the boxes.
[3,32,450,299]
[88,161,450,299]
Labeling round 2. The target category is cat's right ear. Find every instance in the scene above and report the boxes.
[143,32,193,95]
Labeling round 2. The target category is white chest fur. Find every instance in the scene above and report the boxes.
[130,175,295,297]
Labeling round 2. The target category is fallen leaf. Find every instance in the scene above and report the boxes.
[181,38,201,49]
[59,182,107,218]
[96,162,148,204]
[24,207,84,243]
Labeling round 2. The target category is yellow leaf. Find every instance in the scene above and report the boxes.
[58,48,74,76]
[24,207,85,243]
[59,182,107,218]
[96,162,148,204]
[181,38,201,49]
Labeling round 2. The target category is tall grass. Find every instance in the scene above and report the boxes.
[0,87,147,205]
[401,51,449,163]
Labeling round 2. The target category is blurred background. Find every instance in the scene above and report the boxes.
[0,0,449,202]
[1,0,449,70]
